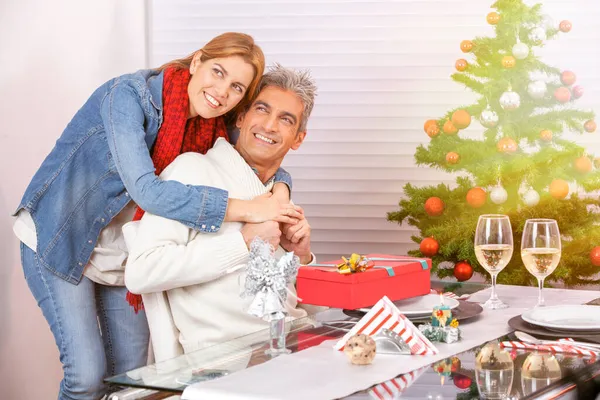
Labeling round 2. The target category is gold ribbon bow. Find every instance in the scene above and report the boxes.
[336,253,374,274]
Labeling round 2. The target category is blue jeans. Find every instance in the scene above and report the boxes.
[21,243,150,400]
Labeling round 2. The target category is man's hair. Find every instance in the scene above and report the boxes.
[257,64,317,132]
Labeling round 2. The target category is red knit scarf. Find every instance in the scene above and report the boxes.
[126,67,229,313]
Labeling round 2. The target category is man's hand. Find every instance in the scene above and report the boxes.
[241,221,282,249]
[280,216,312,264]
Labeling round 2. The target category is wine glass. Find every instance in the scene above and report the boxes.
[475,341,514,399]
[520,352,561,396]
[520,219,561,307]
[474,215,514,309]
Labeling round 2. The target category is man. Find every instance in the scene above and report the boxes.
[123,65,318,362]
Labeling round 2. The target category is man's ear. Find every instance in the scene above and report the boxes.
[236,112,246,129]
[291,131,307,150]
[189,51,203,74]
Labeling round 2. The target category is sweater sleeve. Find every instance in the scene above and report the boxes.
[124,153,249,294]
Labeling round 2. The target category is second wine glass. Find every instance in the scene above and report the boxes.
[474,214,514,310]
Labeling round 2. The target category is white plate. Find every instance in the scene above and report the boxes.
[522,305,600,332]
[359,294,460,316]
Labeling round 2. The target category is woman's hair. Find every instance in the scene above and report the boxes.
[157,32,265,116]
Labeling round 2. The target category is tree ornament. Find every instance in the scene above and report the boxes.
[590,246,600,267]
[497,137,518,153]
[453,374,472,390]
[561,71,576,86]
[453,261,473,282]
[420,237,439,257]
[486,12,500,25]
[455,59,468,72]
[427,124,440,138]
[539,129,553,142]
[500,89,521,110]
[451,109,471,129]
[460,40,473,53]
[572,85,584,99]
[480,107,499,128]
[450,356,461,372]
[512,42,529,59]
[490,186,508,204]
[424,119,437,133]
[527,80,547,99]
[466,187,486,208]
[443,120,458,135]
[446,152,460,164]
[559,20,572,33]
[549,179,569,199]
[523,189,540,207]
[501,55,516,69]
[554,87,571,103]
[575,156,592,173]
[584,120,597,133]
[425,197,445,216]
[529,27,547,44]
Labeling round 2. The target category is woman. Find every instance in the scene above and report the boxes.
[12,32,302,399]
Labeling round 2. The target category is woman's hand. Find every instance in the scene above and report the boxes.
[225,193,304,224]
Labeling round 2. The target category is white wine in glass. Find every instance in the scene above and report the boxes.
[474,215,514,309]
[521,219,561,307]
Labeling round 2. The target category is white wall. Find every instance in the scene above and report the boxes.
[0,1,146,398]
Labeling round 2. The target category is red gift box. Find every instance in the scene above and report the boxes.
[296,253,431,309]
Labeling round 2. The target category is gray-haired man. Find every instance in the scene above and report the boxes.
[123,65,318,362]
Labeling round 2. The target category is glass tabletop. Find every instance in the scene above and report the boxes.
[105,280,599,399]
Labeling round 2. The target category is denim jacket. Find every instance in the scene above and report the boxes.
[14,69,292,284]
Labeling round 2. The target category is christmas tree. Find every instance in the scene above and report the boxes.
[387,0,599,286]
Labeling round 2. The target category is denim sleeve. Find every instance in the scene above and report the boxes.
[100,80,227,233]
[274,167,293,193]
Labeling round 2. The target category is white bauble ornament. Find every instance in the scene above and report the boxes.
[523,189,540,207]
[527,80,547,99]
[541,14,555,30]
[500,89,521,110]
[529,27,547,44]
[512,42,529,60]
[480,107,499,128]
[490,186,508,204]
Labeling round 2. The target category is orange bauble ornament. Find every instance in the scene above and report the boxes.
[559,20,572,32]
[420,237,439,257]
[466,187,486,208]
[539,129,553,142]
[487,12,500,25]
[584,120,597,133]
[561,70,576,86]
[575,156,593,173]
[425,197,445,216]
[443,120,459,135]
[502,55,516,69]
[460,40,473,53]
[549,179,569,199]
[453,261,474,282]
[590,246,600,267]
[455,59,468,72]
[424,119,437,133]
[446,152,460,164]
[554,87,571,103]
[426,124,440,138]
[497,137,518,153]
[451,109,471,129]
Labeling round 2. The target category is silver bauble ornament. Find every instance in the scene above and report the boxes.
[512,42,529,60]
[480,107,499,128]
[529,27,547,44]
[490,186,508,204]
[523,189,540,207]
[527,80,547,99]
[500,89,521,110]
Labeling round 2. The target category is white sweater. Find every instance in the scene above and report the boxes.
[124,138,308,362]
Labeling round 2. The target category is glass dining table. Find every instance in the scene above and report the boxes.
[105,280,600,399]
